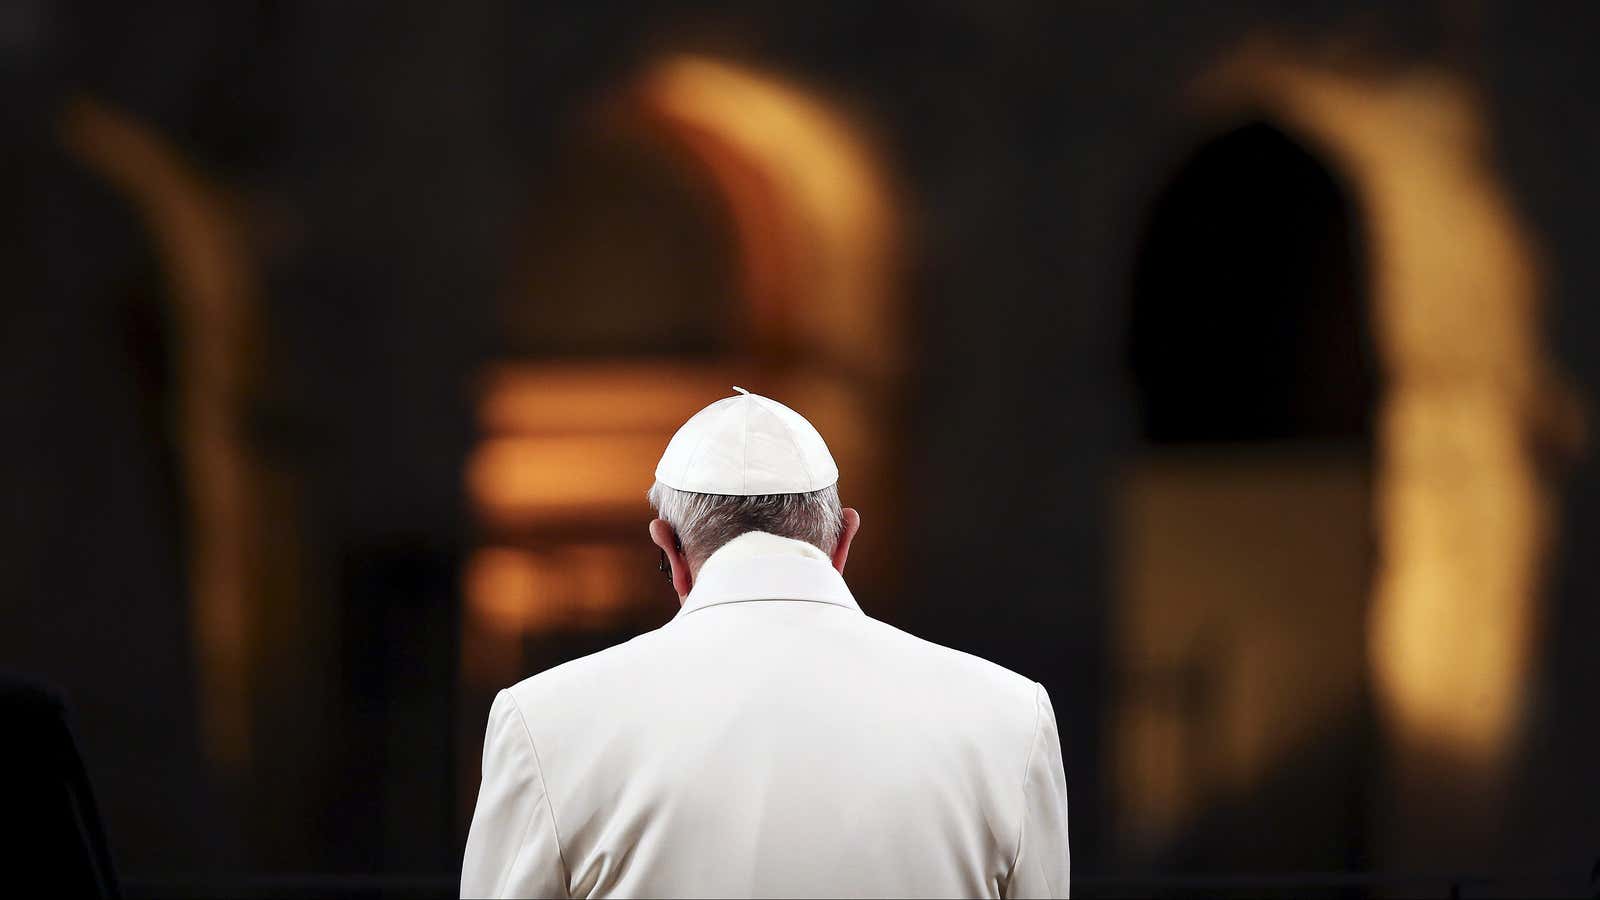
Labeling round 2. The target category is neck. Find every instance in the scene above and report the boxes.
[673,529,859,621]
[692,531,830,579]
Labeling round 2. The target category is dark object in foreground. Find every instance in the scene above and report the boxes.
[0,671,120,898]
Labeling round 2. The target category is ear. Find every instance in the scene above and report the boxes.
[831,508,861,574]
[649,519,693,603]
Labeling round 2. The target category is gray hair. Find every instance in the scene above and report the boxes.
[647,481,844,570]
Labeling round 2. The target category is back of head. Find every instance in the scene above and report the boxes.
[647,482,842,570]
[649,388,842,569]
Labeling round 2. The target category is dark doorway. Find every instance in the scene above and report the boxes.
[1113,120,1380,873]
[1128,120,1376,445]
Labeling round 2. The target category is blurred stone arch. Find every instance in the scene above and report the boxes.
[1112,39,1582,870]
[462,52,908,681]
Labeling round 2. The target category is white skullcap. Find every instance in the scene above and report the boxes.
[654,387,839,496]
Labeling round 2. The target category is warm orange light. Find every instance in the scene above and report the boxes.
[467,433,662,524]
[477,361,738,434]
[562,545,638,628]
[470,362,768,528]
[1198,45,1569,769]
[465,548,541,634]
[635,55,903,378]
[465,53,904,649]
[465,545,654,638]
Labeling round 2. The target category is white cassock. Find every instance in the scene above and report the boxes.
[462,531,1070,899]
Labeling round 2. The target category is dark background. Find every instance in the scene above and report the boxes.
[3,1,1598,896]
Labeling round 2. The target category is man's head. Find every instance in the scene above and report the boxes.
[647,388,860,600]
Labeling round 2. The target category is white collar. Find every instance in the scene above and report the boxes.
[671,531,861,621]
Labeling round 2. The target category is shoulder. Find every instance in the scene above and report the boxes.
[862,616,1038,688]
[855,616,1043,724]
[502,628,666,710]
[498,613,1045,735]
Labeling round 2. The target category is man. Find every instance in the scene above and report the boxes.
[462,388,1070,898]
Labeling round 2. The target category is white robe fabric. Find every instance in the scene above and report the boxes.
[462,532,1070,898]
